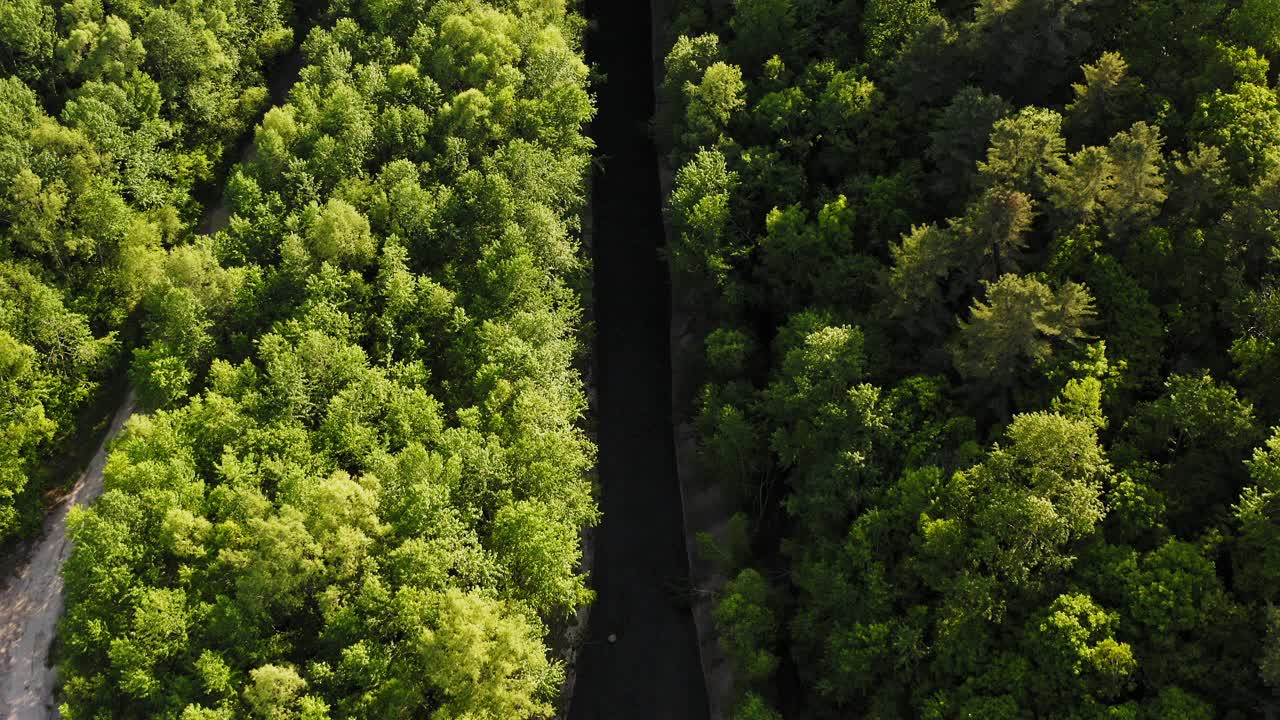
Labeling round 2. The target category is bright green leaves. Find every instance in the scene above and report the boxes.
[714,569,780,685]
[1104,121,1167,232]
[1048,119,1167,234]
[0,0,293,540]
[670,148,740,287]
[108,587,192,701]
[978,107,1067,196]
[1049,145,1114,227]
[763,314,884,530]
[490,500,591,616]
[1233,429,1280,602]
[662,33,722,132]
[1066,52,1145,144]
[1191,82,1280,182]
[432,7,522,90]
[861,0,936,73]
[58,14,146,84]
[305,199,377,268]
[758,195,872,311]
[684,62,747,148]
[946,413,1109,588]
[0,263,114,539]
[66,322,586,717]
[243,665,306,719]
[0,329,55,536]
[59,3,597,718]
[421,590,562,720]
[1024,593,1136,703]
[0,0,54,83]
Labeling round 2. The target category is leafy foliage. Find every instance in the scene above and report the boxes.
[661,0,1280,715]
[58,1,597,717]
[0,0,292,543]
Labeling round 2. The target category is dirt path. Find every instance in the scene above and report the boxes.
[566,0,710,717]
[0,393,135,720]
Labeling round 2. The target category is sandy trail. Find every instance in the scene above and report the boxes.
[0,393,136,720]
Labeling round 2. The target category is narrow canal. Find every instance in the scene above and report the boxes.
[567,1,711,718]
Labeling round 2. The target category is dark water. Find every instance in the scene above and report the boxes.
[566,1,711,718]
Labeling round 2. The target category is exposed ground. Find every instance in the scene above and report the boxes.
[0,394,135,720]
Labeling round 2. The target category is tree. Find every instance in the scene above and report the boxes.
[956,412,1110,587]
[1101,121,1166,234]
[861,0,937,74]
[58,14,146,84]
[715,569,780,685]
[669,148,742,291]
[430,6,521,90]
[657,0,1280,715]
[1191,83,1280,182]
[761,313,889,534]
[1229,0,1280,57]
[56,5,600,719]
[927,87,1011,213]
[661,33,722,140]
[0,0,54,83]
[243,665,329,720]
[0,329,55,537]
[420,590,562,720]
[1022,593,1137,707]
[1116,372,1260,535]
[684,61,747,148]
[664,35,723,94]
[1065,52,1144,144]
[1120,540,1250,697]
[888,223,965,341]
[952,274,1094,387]
[730,0,795,69]
[489,500,592,617]
[1048,145,1114,227]
[954,186,1036,279]
[305,198,377,268]
[757,195,872,311]
[977,107,1067,196]
[1232,428,1280,602]
[1168,144,1230,223]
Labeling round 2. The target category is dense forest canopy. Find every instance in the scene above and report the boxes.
[42,0,598,717]
[0,0,295,542]
[7,0,1280,716]
[662,0,1280,717]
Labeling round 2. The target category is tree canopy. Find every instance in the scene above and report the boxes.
[661,0,1280,716]
[56,1,597,718]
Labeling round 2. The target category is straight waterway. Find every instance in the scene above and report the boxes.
[567,0,711,717]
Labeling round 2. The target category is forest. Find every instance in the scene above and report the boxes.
[663,0,1280,717]
[3,0,597,717]
[3,0,1280,717]
[0,0,294,543]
